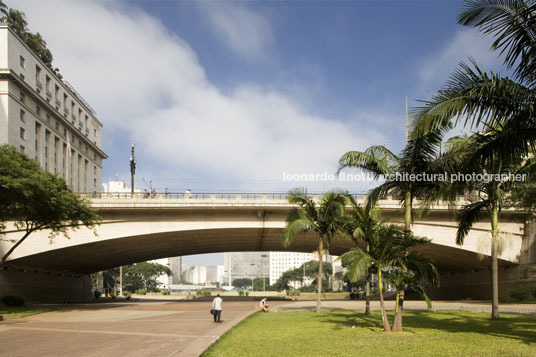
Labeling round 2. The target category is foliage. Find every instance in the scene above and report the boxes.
[0,145,100,265]
[0,5,61,76]
[161,290,170,295]
[238,290,244,296]
[283,189,349,312]
[196,289,212,297]
[135,289,147,295]
[287,289,300,296]
[93,290,101,299]
[1,295,25,307]
[232,278,252,289]
[509,286,536,300]
[340,224,438,332]
[204,310,536,357]
[252,277,266,291]
[122,262,171,293]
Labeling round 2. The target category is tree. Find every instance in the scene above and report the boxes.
[252,277,265,291]
[0,145,100,265]
[342,198,383,315]
[283,189,348,313]
[232,278,252,289]
[123,262,171,292]
[338,127,447,326]
[340,224,438,332]
[437,123,532,319]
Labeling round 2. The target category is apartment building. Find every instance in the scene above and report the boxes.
[0,23,106,192]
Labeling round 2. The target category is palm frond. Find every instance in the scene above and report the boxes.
[456,199,491,245]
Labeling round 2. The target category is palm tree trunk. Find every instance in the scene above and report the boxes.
[316,239,324,313]
[490,201,500,319]
[365,276,371,315]
[378,269,391,332]
[392,190,412,331]
[392,289,404,331]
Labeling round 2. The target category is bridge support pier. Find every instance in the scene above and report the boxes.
[0,264,92,303]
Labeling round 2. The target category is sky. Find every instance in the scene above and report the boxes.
[10,0,507,266]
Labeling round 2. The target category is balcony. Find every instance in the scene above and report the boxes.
[55,98,61,107]
[71,113,76,121]
[46,90,52,98]
[85,127,89,136]
[36,80,43,90]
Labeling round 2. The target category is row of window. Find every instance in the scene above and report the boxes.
[18,55,99,142]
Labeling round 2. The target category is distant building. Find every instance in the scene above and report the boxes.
[183,265,207,285]
[0,23,106,192]
[223,252,269,285]
[149,258,171,289]
[169,256,182,284]
[102,179,141,193]
[269,252,342,286]
[206,265,224,285]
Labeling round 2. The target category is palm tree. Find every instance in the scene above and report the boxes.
[5,9,28,37]
[437,121,532,318]
[283,188,349,313]
[338,126,448,327]
[342,197,383,315]
[340,224,438,332]
[411,0,536,153]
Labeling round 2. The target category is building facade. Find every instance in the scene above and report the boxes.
[223,252,269,285]
[0,24,106,192]
[183,265,207,285]
[269,252,343,286]
[206,265,224,285]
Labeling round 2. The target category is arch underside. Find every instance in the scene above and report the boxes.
[9,227,515,274]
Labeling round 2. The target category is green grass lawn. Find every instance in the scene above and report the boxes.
[0,306,51,319]
[203,310,536,356]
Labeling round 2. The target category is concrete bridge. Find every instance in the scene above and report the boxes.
[0,193,535,301]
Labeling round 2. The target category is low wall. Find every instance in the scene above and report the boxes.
[0,264,91,303]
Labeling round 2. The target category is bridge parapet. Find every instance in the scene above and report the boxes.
[79,192,475,210]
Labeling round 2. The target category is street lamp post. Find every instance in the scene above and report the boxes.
[129,142,136,196]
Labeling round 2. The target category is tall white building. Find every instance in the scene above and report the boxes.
[206,265,224,285]
[183,265,207,285]
[269,252,342,285]
[0,23,106,192]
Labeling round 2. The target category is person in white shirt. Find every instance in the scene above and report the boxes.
[260,297,269,312]
[212,294,223,322]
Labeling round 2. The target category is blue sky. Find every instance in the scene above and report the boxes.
[13,0,506,266]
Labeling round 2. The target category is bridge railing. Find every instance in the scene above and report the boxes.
[76,192,368,201]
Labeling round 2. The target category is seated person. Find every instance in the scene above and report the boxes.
[260,297,270,312]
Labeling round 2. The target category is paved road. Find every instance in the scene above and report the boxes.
[0,300,276,357]
[1,299,534,357]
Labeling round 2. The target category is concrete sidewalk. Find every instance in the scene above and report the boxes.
[0,300,269,357]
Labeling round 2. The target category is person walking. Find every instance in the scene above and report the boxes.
[212,294,222,323]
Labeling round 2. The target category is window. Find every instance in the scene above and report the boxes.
[20,109,25,122]
[94,166,97,175]
[19,55,25,68]
[20,145,25,153]
[64,128,67,137]
[20,127,25,140]
[46,113,51,124]
[19,73,25,81]
[20,92,25,102]
[55,121,59,130]
[36,105,41,116]
[93,152,96,160]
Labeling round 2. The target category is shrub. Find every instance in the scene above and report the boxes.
[288,289,300,296]
[245,291,249,297]
[238,290,244,296]
[196,289,212,296]
[1,295,25,307]
[349,292,358,300]
[135,289,147,295]
[93,290,102,299]
[122,290,131,297]
[161,290,170,295]
[509,286,535,300]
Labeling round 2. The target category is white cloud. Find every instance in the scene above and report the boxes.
[197,2,274,61]
[418,28,504,91]
[15,0,385,190]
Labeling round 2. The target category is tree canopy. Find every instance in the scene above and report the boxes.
[0,144,99,265]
